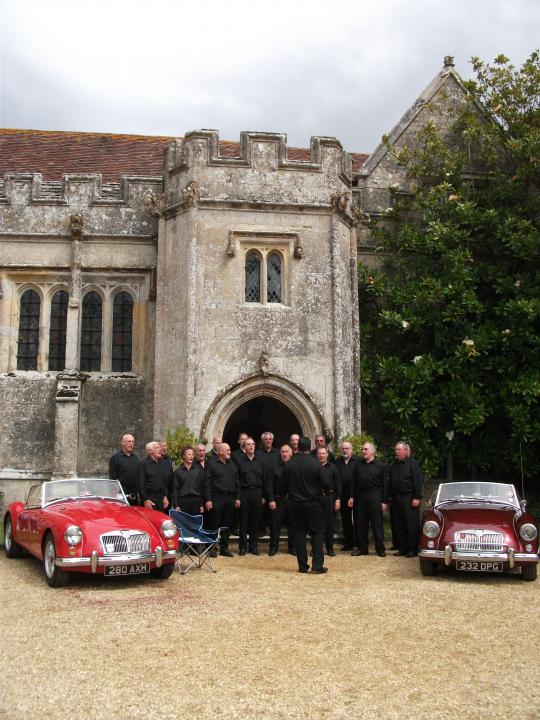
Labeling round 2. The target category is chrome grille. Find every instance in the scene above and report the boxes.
[454,529,504,551]
[100,530,150,554]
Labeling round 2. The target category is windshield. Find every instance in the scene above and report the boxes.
[42,478,127,506]
[436,482,518,506]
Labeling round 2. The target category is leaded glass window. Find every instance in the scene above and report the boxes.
[112,291,133,372]
[80,291,102,371]
[48,290,69,371]
[245,251,261,302]
[267,252,282,303]
[17,289,40,370]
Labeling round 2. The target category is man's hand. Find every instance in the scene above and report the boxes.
[348,498,354,508]
[143,499,155,509]
[268,501,276,511]
[382,502,388,512]
[412,498,420,508]
[235,499,241,509]
[163,497,169,509]
[205,500,213,512]
[334,499,341,512]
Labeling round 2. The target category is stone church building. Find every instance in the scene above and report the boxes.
[0,58,467,504]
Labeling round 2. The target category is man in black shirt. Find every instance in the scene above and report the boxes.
[310,434,335,463]
[388,441,422,557]
[237,437,265,555]
[206,436,222,463]
[281,436,330,574]
[171,446,204,515]
[256,431,280,470]
[232,432,248,465]
[335,441,358,551]
[316,447,342,556]
[204,442,241,557]
[194,443,209,474]
[349,442,386,557]
[109,433,140,505]
[159,440,175,506]
[139,441,171,513]
[265,444,295,556]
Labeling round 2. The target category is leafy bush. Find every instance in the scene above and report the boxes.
[166,425,199,465]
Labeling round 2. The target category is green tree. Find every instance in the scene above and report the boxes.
[360,52,540,483]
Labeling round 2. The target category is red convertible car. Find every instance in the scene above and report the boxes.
[3,478,179,586]
[419,481,538,581]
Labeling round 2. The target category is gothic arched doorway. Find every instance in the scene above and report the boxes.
[223,396,302,449]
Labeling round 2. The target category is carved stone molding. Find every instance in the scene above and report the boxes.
[182,180,200,207]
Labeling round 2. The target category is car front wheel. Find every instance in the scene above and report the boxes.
[43,534,69,587]
[419,558,438,576]
[521,564,537,582]
[151,562,175,579]
[4,515,23,558]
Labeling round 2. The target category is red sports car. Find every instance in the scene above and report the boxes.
[3,477,179,586]
[419,481,538,581]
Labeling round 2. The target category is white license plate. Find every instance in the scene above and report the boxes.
[456,560,503,572]
[104,562,150,576]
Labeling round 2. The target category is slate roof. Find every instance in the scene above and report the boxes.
[0,128,368,182]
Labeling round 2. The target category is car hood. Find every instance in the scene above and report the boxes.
[436,505,518,534]
[44,500,164,536]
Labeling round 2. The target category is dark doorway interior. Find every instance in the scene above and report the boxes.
[223,396,302,450]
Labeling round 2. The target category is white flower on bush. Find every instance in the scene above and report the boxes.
[401,320,410,329]
[413,355,423,364]
[462,338,475,346]
[502,328,511,335]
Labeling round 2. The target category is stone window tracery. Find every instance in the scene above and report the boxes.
[48,290,69,371]
[267,252,282,303]
[112,291,134,372]
[245,251,262,302]
[17,288,41,370]
[80,291,103,372]
[244,248,285,305]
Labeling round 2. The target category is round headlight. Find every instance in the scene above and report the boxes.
[162,519,177,539]
[64,525,83,545]
[423,520,440,538]
[520,523,537,541]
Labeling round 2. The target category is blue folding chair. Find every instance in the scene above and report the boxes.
[169,510,221,575]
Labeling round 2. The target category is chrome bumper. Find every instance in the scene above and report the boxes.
[56,547,178,572]
[419,546,538,569]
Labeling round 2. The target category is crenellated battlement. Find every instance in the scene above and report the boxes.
[0,172,162,208]
[164,130,352,212]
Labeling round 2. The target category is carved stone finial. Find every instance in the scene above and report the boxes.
[293,237,304,259]
[144,192,163,218]
[182,180,200,207]
[259,351,270,377]
[226,237,235,257]
[70,213,84,238]
[443,55,455,68]
[331,191,351,213]
[351,206,371,227]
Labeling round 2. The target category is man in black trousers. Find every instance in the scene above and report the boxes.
[280,436,330,574]
[334,441,358,551]
[265,444,295,556]
[236,437,265,555]
[316,446,342,556]
[349,442,386,557]
[204,442,241,557]
[388,441,422,557]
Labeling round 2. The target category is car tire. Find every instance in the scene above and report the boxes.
[43,534,69,587]
[151,562,175,579]
[419,558,438,576]
[521,564,537,582]
[4,514,23,558]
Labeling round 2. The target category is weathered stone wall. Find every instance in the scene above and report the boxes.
[78,376,154,476]
[0,374,57,475]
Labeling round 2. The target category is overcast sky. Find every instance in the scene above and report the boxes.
[0,0,538,154]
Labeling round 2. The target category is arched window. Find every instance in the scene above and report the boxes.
[267,252,282,303]
[112,291,133,372]
[80,291,102,371]
[48,290,69,371]
[17,289,40,370]
[245,251,261,302]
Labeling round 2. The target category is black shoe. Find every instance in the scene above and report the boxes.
[377,551,386,557]
[393,551,406,556]
[340,545,353,551]
[288,549,296,555]
[351,550,369,556]
[249,549,260,556]
[298,567,309,573]
[238,548,246,556]
[326,549,335,557]
[221,549,234,557]
[269,548,278,556]
[405,551,418,558]
[311,567,328,574]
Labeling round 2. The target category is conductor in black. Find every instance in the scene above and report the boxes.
[280,436,331,574]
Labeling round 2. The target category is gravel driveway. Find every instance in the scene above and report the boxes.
[1,547,539,720]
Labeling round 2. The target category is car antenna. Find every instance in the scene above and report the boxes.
[519,442,526,499]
